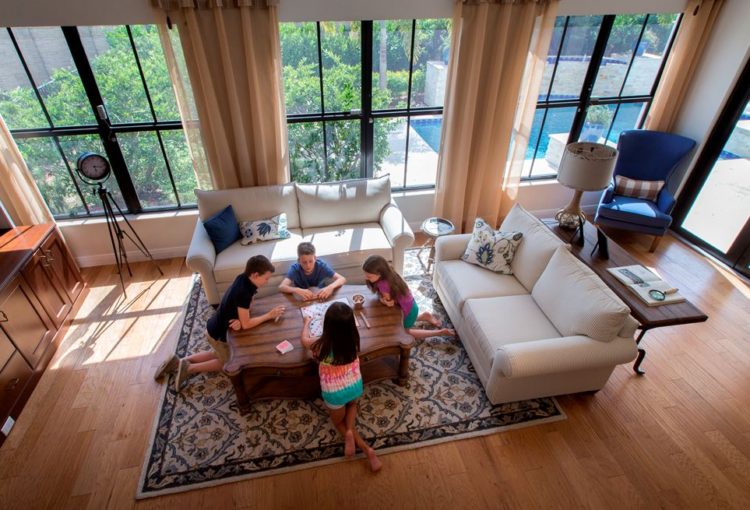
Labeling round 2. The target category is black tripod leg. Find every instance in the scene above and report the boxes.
[100,187,127,296]
[108,192,163,276]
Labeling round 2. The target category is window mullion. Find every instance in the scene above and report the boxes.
[640,13,683,127]
[316,22,329,181]
[61,26,142,213]
[402,20,417,186]
[567,15,615,143]
[52,135,92,214]
[362,20,373,178]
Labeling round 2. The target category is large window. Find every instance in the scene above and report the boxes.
[524,13,680,180]
[280,19,451,190]
[0,26,197,218]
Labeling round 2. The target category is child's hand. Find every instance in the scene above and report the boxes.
[269,305,285,320]
[229,318,241,331]
[380,296,395,307]
[317,286,332,300]
[296,288,316,301]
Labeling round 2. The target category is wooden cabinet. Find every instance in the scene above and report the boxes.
[0,225,86,445]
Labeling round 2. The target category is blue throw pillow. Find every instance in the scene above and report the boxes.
[203,205,241,254]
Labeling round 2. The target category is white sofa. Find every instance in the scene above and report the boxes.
[433,204,638,404]
[187,176,414,305]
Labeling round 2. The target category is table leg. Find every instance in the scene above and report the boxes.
[633,329,648,375]
[229,372,252,415]
[427,244,436,273]
[397,345,412,386]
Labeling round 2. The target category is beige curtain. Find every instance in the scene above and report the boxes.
[153,0,289,189]
[434,0,558,232]
[0,115,53,225]
[644,0,724,132]
[157,23,212,190]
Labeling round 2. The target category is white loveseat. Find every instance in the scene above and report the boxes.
[187,176,414,305]
[433,204,638,404]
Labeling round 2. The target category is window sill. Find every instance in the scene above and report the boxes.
[57,207,199,227]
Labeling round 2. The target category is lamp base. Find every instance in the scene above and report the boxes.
[554,209,586,230]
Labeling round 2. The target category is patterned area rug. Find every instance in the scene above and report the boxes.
[137,249,565,498]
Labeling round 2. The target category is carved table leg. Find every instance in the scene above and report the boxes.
[633,329,648,375]
[397,345,412,386]
[228,372,252,415]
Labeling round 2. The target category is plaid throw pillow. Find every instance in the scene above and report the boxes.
[614,175,664,202]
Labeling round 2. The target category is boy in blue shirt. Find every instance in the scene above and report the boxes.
[279,242,346,301]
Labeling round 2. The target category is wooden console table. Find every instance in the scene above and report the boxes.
[225,285,414,414]
[545,220,708,374]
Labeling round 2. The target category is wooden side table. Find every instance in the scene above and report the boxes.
[419,217,455,273]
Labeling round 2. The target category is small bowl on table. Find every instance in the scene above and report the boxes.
[352,293,365,310]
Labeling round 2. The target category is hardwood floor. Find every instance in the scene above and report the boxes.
[1,231,749,509]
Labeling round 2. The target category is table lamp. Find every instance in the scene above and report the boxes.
[555,142,617,245]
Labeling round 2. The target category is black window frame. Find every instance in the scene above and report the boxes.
[284,19,448,191]
[4,25,193,219]
[524,13,682,180]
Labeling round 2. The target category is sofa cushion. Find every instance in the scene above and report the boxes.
[500,204,565,291]
[532,247,630,342]
[463,295,561,377]
[461,218,523,274]
[202,205,241,254]
[195,184,300,229]
[435,259,528,313]
[302,223,392,269]
[295,175,391,229]
[213,229,304,284]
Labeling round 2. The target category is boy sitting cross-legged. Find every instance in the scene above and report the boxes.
[279,242,346,301]
[154,254,285,391]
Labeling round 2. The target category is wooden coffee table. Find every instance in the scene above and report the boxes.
[224,285,414,414]
[545,220,708,374]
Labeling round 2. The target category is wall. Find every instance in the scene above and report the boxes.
[671,0,750,194]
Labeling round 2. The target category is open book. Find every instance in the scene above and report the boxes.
[607,265,686,307]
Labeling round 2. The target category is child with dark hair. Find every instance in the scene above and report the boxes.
[362,254,454,341]
[279,242,346,301]
[155,255,285,391]
[301,302,382,472]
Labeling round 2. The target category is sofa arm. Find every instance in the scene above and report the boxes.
[379,202,415,274]
[434,234,472,262]
[186,221,220,305]
[494,335,637,379]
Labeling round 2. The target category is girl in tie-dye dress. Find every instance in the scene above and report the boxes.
[301,301,382,472]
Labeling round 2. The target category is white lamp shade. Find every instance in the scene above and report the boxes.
[557,142,617,192]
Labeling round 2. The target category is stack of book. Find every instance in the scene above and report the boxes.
[607,265,686,307]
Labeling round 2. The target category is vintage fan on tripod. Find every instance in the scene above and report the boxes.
[75,152,162,295]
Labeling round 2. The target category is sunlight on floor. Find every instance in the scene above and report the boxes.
[49,274,195,369]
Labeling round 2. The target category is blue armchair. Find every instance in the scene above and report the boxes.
[594,130,696,252]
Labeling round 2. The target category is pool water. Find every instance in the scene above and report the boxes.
[411,103,647,160]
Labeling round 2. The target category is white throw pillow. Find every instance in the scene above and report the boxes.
[239,213,291,245]
[532,247,630,342]
[461,218,523,274]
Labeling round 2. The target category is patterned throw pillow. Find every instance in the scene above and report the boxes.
[461,218,523,274]
[614,175,665,202]
[239,213,291,245]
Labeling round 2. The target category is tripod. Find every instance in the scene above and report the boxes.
[95,184,163,296]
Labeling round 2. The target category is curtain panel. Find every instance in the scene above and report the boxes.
[434,0,557,232]
[0,115,53,225]
[644,0,725,132]
[153,0,289,189]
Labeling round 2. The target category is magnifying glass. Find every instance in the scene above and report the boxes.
[649,289,666,301]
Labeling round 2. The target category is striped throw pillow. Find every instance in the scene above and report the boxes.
[614,175,664,202]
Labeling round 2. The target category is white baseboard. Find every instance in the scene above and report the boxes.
[76,245,189,268]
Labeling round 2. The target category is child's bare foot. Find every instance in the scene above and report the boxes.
[344,430,355,457]
[366,448,382,472]
[427,313,441,328]
[438,328,455,337]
